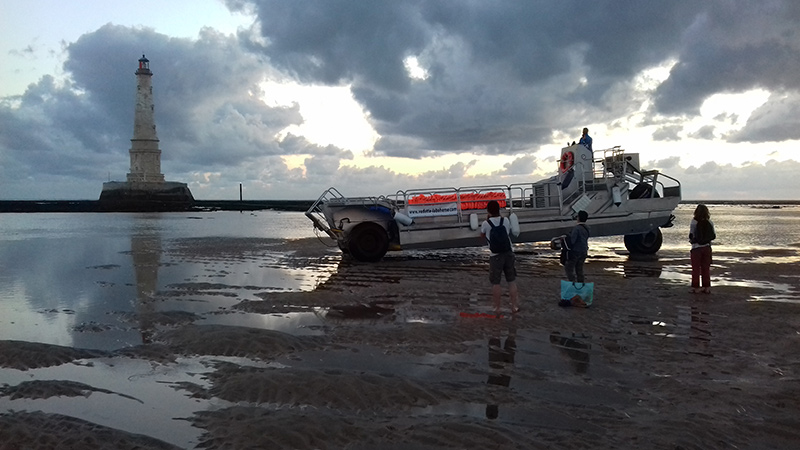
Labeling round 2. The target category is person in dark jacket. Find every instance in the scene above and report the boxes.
[689,204,715,294]
[564,210,590,282]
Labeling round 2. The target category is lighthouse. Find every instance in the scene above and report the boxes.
[99,55,193,210]
[127,55,164,183]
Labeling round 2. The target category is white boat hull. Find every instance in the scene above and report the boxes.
[306,145,681,261]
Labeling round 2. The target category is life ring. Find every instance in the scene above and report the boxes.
[560,151,574,173]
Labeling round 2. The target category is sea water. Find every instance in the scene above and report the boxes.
[1,204,799,349]
[0,210,316,241]
[601,202,800,250]
[0,211,327,347]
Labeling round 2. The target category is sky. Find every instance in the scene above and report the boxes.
[1,0,799,201]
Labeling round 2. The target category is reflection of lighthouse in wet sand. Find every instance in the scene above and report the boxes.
[99,55,193,211]
[131,231,160,344]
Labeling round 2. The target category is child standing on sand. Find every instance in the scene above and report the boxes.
[689,204,716,294]
[564,210,590,283]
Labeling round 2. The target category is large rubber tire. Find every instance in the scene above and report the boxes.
[347,222,389,262]
[629,183,659,199]
[624,228,663,254]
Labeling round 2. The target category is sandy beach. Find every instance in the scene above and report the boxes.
[1,234,799,449]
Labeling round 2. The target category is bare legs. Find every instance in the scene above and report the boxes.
[492,284,502,313]
[492,281,519,315]
[489,252,520,315]
[509,281,519,312]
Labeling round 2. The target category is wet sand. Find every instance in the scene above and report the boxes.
[1,238,799,449]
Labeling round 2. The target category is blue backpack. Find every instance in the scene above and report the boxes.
[488,217,512,253]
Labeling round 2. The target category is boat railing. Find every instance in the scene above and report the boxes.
[307,187,405,236]
[305,187,346,238]
[590,146,682,199]
[392,185,513,223]
[629,170,682,198]
[506,182,563,211]
[392,179,567,224]
[657,172,682,198]
[597,146,628,180]
[549,145,680,209]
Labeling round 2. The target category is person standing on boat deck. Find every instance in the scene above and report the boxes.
[579,127,592,151]
[480,200,520,315]
[564,210,590,283]
[689,204,715,294]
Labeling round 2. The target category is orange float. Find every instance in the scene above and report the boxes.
[409,191,506,210]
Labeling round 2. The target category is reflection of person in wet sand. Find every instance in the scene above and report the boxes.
[549,332,590,374]
[486,327,516,420]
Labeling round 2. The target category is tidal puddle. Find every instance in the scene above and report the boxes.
[747,295,800,304]
[201,310,328,335]
[0,357,212,447]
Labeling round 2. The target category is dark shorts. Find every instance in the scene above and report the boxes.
[489,252,517,285]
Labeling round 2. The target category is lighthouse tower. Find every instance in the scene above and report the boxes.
[99,55,193,210]
[128,55,165,183]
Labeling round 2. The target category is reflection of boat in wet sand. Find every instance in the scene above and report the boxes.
[307,144,681,261]
[327,301,397,319]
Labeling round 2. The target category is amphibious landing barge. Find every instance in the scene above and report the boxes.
[306,144,681,262]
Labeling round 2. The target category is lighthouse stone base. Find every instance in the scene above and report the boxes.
[99,181,194,211]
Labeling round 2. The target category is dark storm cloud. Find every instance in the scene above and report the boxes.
[230,0,697,155]
[64,25,304,167]
[0,75,123,182]
[652,1,800,116]
[235,0,694,87]
[3,1,799,200]
[0,24,314,197]
[232,0,800,152]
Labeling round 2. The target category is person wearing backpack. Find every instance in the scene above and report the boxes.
[564,210,590,283]
[480,200,520,315]
[689,204,716,294]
